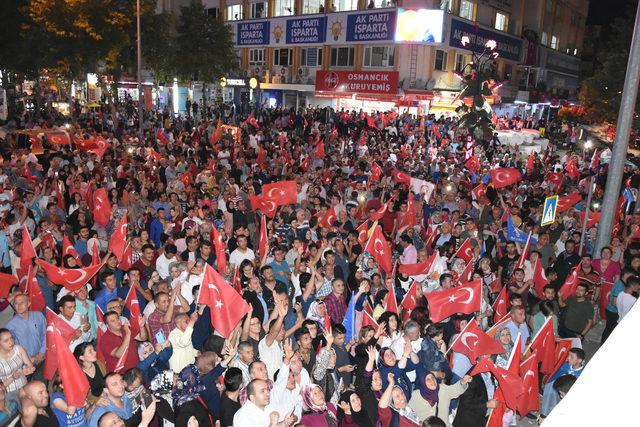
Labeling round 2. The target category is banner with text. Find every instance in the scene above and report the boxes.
[449,17,522,62]
[315,70,399,95]
[233,9,396,47]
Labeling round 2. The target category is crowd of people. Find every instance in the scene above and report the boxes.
[0,100,637,427]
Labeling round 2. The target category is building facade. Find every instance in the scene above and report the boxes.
[201,0,588,116]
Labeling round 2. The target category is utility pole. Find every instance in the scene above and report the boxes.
[595,2,640,255]
[136,0,144,141]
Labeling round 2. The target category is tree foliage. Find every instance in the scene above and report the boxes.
[579,13,637,124]
[174,0,238,83]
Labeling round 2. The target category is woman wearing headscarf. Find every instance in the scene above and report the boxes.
[494,327,513,369]
[307,300,329,332]
[337,391,373,427]
[408,371,472,426]
[378,372,421,427]
[301,383,339,427]
[378,343,419,403]
[353,346,382,425]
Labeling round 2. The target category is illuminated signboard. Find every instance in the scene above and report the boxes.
[394,8,444,43]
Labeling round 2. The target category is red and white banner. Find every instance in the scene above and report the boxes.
[315,70,399,95]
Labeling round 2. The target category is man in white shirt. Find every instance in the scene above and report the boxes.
[231,341,255,386]
[616,276,640,321]
[259,304,286,380]
[390,320,423,381]
[229,235,256,267]
[269,340,308,422]
[156,243,179,279]
[233,379,295,426]
[58,295,91,351]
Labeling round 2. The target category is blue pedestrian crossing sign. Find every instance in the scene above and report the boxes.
[541,195,559,227]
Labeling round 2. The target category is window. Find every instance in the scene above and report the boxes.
[303,0,323,14]
[495,11,509,32]
[550,35,559,50]
[274,0,293,16]
[330,47,354,67]
[206,7,219,18]
[455,53,467,72]
[440,0,453,12]
[227,4,243,20]
[249,49,265,65]
[250,2,266,18]
[274,48,293,66]
[363,46,394,68]
[541,32,548,46]
[459,0,474,20]
[334,0,358,12]
[434,50,448,71]
[301,47,323,67]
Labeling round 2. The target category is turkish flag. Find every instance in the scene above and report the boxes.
[156,128,169,144]
[93,188,112,226]
[246,114,260,129]
[231,266,242,294]
[124,286,142,338]
[113,344,131,374]
[37,259,104,292]
[147,148,161,163]
[517,352,540,416]
[578,210,600,228]
[489,168,521,189]
[52,328,90,407]
[396,197,417,230]
[492,286,508,323]
[0,273,18,298]
[470,358,524,410]
[527,316,556,374]
[599,281,614,320]
[259,215,268,259]
[465,155,480,173]
[488,277,501,294]
[211,226,227,275]
[450,319,504,362]
[20,226,37,272]
[22,266,45,311]
[318,206,337,228]
[119,243,133,271]
[545,172,564,190]
[399,252,437,276]
[108,213,128,263]
[47,132,71,145]
[532,258,548,297]
[363,226,393,273]
[565,158,580,179]
[249,195,278,218]
[471,183,487,202]
[62,236,82,265]
[392,169,411,184]
[556,193,582,213]
[262,180,298,206]
[507,334,523,375]
[44,308,77,380]
[385,283,399,314]
[179,172,193,188]
[55,181,66,211]
[300,156,310,172]
[544,339,573,384]
[527,151,534,171]
[487,388,507,427]
[369,203,388,222]
[453,238,474,263]
[558,262,582,298]
[400,281,418,312]
[515,233,532,270]
[315,141,325,158]
[371,162,383,181]
[356,221,372,247]
[425,279,482,323]
[456,259,475,286]
[590,149,600,169]
[431,123,441,139]
[198,264,251,338]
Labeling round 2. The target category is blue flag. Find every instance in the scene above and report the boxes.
[623,187,635,203]
[342,292,356,343]
[507,213,537,246]
[482,173,491,185]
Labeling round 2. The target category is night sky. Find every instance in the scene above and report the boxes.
[588,0,639,25]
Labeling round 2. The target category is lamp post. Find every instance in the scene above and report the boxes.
[136,0,144,141]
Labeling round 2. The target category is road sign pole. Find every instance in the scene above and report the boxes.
[579,176,596,255]
[595,1,640,255]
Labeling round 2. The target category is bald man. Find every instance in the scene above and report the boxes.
[20,380,60,427]
[97,400,157,427]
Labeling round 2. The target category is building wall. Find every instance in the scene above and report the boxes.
[200,0,589,106]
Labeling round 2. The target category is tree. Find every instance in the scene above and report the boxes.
[175,0,238,108]
[141,12,178,85]
[579,11,637,124]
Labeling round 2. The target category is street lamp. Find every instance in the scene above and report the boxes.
[136,0,143,141]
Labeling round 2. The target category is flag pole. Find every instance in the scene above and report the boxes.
[579,176,595,255]
[523,315,552,355]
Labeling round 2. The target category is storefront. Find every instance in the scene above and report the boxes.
[313,70,400,112]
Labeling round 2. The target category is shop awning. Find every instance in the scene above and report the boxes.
[402,89,435,101]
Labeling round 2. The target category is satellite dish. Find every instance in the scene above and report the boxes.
[426,79,436,90]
